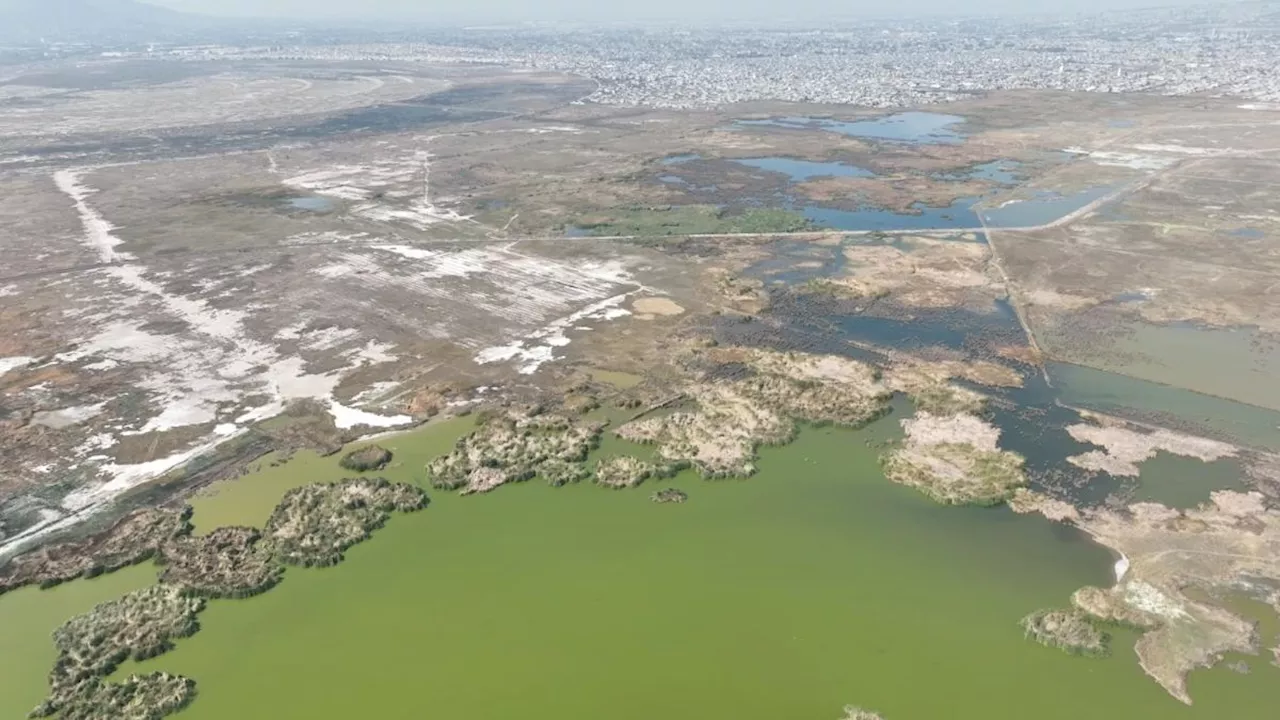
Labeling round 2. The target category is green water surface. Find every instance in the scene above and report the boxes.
[1129,452,1252,510]
[5,418,1279,720]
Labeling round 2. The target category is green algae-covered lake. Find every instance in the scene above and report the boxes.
[3,417,1278,720]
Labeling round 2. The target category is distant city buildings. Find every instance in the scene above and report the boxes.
[19,3,1280,109]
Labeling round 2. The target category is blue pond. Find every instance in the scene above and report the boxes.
[977,185,1118,229]
[287,196,334,212]
[1228,227,1265,239]
[803,197,981,231]
[736,112,967,145]
[730,157,875,181]
[939,160,1023,185]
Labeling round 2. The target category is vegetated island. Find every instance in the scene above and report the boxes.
[880,411,1027,506]
[30,584,204,720]
[423,343,901,494]
[426,406,604,493]
[5,478,426,720]
[339,444,394,472]
[157,526,281,599]
[424,345,1031,510]
[651,488,688,503]
[1020,608,1110,657]
[266,478,426,568]
[615,347,893,478]
[594,455,688,489]
[841,705,885,720]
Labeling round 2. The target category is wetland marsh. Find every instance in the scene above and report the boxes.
[642,132,1106,235]
[4,61,1280,720]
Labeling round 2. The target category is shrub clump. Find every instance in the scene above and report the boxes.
[426,409,601,494]
[651,488,688,504]
[339,445,393,472]
[882,443,1026,506]
[841,706,885,720]
[594,456,686,489]
[32,672,197,720]
[1021,608,1110,657]
[31,586,204,719]
[264,478,427,567]
[157,526,281,599]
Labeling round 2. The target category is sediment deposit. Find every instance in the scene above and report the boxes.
[1066,415,1238,477]
[1008,489,1081,522]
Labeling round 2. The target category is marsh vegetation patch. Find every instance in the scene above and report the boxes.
[338,445,394,473]
[31,585,203,720]
[1020,608,1110,657]
[881,412,1027,507]
[426,408,604,494]
[264,478,426,568]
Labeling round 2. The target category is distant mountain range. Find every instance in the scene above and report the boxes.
[0,0,210,42]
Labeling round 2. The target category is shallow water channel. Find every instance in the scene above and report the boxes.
[1048,361,1280,453]
[3,417,1277,720]
[735,112,967,144]
[286,196,335,212]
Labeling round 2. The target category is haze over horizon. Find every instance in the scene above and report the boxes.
[143,0,1250,23]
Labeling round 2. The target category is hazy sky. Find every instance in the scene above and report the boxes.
[146,0,1228,23]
